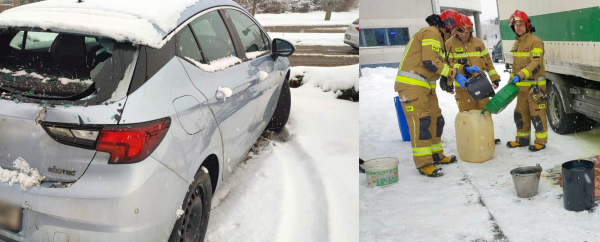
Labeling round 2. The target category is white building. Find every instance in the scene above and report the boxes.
[359,0,483,68]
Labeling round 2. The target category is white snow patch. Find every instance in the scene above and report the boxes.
[291,64,358,93]
[11,70,28,76]
[176,206,185,220]
[258,71,269,81]
[246,51,268,60]
[0,157,45,191]
[0,68,12,73]
[58,78,93,86]
[218,86,232,101]
[184,56,242,73]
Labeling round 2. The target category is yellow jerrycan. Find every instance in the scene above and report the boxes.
[454,110,495,163]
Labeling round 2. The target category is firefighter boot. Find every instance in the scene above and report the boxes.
[529,143,546,152]
[433,153,457,165]
[507,138,530,148]
[418,164,443,177]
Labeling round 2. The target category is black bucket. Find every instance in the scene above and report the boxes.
[562,160,595,212]
[466,74,495,101]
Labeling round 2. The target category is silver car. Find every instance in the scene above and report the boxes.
[0,1,294,241]
[344,18,359,50]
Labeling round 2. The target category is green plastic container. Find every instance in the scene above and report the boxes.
[481,83,520,114]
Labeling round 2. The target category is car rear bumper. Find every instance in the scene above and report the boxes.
[0,153,189,242]
[344,32,359,46]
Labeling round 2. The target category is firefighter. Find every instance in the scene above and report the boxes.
[395,9,480,177]
[443,14,501,144]
[506,10,547,151]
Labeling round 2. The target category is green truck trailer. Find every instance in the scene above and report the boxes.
[497,0,600,134]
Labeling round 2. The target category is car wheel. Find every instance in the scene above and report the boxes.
[547,84,595,134]
[352,45,359,50]
[265,77,291,133]
[169,167,212,242]
[493,58,498,63]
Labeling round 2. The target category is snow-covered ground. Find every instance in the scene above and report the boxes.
[291,64,358,93]
[359,63,600,242]
[269,32,346,46]
[255,10,358,26]
[206,65,359,242]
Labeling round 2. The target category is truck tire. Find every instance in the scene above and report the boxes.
[169,167,212,242]
[547,84,594,134]
[266,77,291,133]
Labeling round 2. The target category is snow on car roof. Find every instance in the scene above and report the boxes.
[0,0,243,48]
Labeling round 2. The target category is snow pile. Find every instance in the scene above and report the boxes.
[255,10,358,26]
[359,63,600,241]
[0,68,12,73]
[185,56,242,73]
[0,0,201,48]
[291,64,358,93]
[0,157,45,191]
[268,33,347,46]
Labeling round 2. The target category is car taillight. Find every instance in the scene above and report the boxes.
[355,26,359,31]
[96,118,171,164]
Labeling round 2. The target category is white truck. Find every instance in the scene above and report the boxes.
[497,0,600,134]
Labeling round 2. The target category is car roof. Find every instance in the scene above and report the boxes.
[0,0,245,48]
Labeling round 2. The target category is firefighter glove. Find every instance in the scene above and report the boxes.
[455,73,469,88]
[512,75,520,83]
[465,66,481,74]
[492,79,500,88]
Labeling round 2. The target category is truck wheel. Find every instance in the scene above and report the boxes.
[547,84,594,134]
[169,168,212,242]
[266,77,291,133]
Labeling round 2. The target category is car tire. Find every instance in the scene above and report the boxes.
[169,167,212,242]
[265,77,291,133]
[547,84,595,134]
[493,58,498,63]
[352,45,359,50]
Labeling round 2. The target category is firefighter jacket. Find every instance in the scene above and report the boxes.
[395,26,459,91]
[510,32,545,82]
[445,35,500,87]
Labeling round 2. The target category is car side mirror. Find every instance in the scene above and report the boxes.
[272,38,295,60]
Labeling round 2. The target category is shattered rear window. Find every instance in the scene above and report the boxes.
[0,30,137,106]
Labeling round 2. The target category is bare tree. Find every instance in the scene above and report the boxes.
[324,0,333,20]
[252,0,257,16]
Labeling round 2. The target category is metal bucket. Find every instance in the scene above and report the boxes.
[510,164,543,198]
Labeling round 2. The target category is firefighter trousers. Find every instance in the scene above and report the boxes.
[454,88,490,113]
[513,83,548,145]
[397,83,447,169]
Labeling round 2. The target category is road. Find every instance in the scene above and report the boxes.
[267,25,358,67]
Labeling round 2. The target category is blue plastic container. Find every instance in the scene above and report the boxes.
[394,96,411,142]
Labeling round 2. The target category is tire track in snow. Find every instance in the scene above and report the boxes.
[274,138,331,241]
